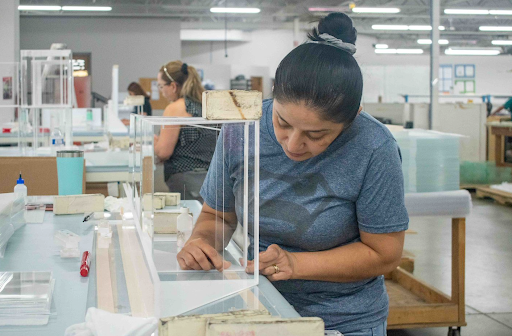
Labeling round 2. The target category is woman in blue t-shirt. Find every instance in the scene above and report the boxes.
[177,13,409,335]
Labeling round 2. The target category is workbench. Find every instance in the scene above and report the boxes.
[0,131,129,145]
[487,121,512,167]
[0,199,299,336]
[0,147,130,186]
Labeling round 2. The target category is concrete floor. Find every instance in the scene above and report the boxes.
[388,194,512,336]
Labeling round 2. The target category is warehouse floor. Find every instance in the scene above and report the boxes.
[388,194,512,336]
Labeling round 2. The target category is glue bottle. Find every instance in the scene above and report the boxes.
[177,207,193,253]
[14,172,27,205]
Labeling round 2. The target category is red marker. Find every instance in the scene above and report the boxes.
[80,251,91,277]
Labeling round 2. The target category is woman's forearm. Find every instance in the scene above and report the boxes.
[291,233,404,282]
[189,210,237,251]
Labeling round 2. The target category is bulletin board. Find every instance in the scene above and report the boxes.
[139,78,169,110]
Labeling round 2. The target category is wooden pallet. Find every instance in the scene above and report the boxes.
[460,184,488,191]
[476,187,512,206]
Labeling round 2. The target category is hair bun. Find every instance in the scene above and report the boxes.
[308,12,357,45]
[181,63,189,75]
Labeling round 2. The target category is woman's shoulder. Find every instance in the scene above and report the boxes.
[351,111,397,150]
[163,98,189,117]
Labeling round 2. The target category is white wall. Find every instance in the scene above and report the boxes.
[20,17,181,98]
[0,0,19,63]
[182,30,295,99]
[182,30,512,105]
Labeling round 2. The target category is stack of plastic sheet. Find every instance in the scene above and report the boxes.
[460,161,512,185]
[392,130,461,193]
[0,272,55,326]
[0,194,15,258]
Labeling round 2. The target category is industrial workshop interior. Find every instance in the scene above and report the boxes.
[1,0,512,335]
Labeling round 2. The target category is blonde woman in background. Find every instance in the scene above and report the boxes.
[154,61,216,201]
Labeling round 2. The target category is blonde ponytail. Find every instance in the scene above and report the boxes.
[181,65,204,103]
[159,60,205,103]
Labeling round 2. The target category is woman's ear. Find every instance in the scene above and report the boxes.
[171,82,178,93]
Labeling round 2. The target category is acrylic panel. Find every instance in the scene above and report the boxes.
[128,115,260,317]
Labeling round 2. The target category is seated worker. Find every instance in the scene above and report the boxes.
[153,61,215,201]
[122,82,152,125]
[491,96,512,116]
[177,13,408,336]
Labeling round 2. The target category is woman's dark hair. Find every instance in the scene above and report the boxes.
[273,12,363,125]
[127,82,149,98]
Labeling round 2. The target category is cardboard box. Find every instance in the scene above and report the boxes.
[0,157,86,195]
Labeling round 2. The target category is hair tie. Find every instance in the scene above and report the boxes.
[305,33,356,55]
[181,63,189,75]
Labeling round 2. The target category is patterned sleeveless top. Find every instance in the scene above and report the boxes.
[163,96,216,180]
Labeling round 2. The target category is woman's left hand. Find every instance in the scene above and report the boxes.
[245,244,297,282]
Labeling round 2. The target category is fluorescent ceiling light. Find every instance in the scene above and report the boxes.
[444,9,489,15]
[489,10,512,15]
[18,5,61,11]
[479,26,512,31]
[396,49,424,54]
[375,49,397,54]
[417,39,449,45]
[352,7,400,13]
[492,40,512,45]
[210,7,260,13]
[409,25,433,30]
[372,25,445,31]
[372,25,409,30]
[445,49,500,55]
[61,6,112,11]
[375,49,424,54]
[375,44,389,49]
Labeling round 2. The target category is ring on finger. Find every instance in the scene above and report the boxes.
[272,264,280,274]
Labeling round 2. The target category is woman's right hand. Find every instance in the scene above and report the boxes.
[177,238,231,272]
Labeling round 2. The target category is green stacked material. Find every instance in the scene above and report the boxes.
[460,161,512,185]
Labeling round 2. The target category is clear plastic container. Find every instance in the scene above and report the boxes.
[50,127,65,156]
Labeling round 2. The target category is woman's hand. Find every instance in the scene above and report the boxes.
[245,244,297,282]
[176,238,231,272]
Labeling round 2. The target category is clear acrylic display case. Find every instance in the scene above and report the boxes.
[19,50,74,154]
[127,114,260,317]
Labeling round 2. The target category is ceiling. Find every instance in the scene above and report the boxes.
[19,0,512,51]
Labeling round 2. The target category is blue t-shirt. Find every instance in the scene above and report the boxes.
[200,99,409,333]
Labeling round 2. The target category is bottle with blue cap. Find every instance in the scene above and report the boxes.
[14,172,27,205]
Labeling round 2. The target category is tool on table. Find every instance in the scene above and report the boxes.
[83,212,94,222]
[80,251,91,277]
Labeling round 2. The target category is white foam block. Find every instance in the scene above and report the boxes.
[153,211,181,234]
[53,194,105,215]
[154,192,181,206]
[207,317,324,336]
[124,95,145,106]
[159,310,271,336]
[143,194,165,210]
[202,90,262,120]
